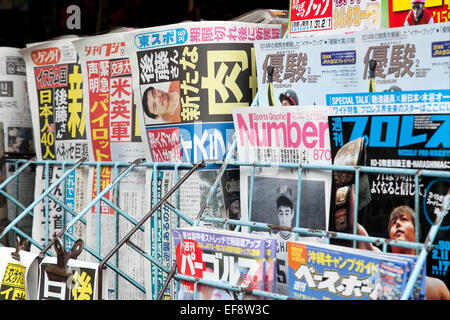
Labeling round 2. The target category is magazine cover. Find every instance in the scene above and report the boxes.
[37,256,103,300]
[315,240,427,299]
[0,247,39,300]
[390,252,427,300]
[288,0,384,37]
[73,33,148,299]
[327,89,450,298]
[123,21,282,164]
[355,22,450,93]
[387,0,450,27]
[20,39,89,255]
[254,32,358,107]
[286,239,423,300]
[232,105,332,296]
[171,226,269,300]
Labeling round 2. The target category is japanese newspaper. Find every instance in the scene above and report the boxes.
[156,167,239,299]
[287,239,426,300]
[20,39,89,256]
[254,32,358,107]
[123,21,282,164]
[288,0,383,37]
[0,48,33,155]
[0,47,35,246]
[143,168,177,300]
[142,168,237,300]
[0,246,39,300]
[0,122,4,247]
[73,33,147,299]
[232,105,332,296]
[171,226,274,299]
[20,38,88,162]
[327,89,450,294]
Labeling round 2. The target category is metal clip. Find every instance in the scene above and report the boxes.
[11,236,28,261]
[45,238,84,282]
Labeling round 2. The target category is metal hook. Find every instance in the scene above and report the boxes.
[11,236,28,261]
[45,238,84,282]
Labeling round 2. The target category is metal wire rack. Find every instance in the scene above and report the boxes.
[0,135,448,300]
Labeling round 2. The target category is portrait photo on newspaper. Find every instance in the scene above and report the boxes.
[248,175,326,234]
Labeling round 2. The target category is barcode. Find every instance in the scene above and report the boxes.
[253,147,310,164]
[291,18,331,32]
[292,20,309,28]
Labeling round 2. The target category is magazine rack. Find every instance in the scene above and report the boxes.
[1,27,449,301]
[0,137,448,300]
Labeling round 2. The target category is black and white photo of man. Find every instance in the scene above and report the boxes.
[247,175,327,296]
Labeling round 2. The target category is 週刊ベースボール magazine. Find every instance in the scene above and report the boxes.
[287,239,425,300]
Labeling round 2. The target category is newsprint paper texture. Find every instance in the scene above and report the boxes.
[20,39,89,260]
[73,33,147,300]
[0,47,35,246]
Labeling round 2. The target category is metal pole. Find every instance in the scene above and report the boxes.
[97,161,204,300]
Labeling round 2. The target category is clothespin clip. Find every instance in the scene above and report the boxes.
[11,236,28,261]
[45,237,84,282]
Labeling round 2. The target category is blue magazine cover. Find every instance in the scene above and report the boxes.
[287,240,411,300]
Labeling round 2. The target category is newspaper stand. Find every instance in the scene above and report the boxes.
[0,136,448,300]
[0,20,449,301]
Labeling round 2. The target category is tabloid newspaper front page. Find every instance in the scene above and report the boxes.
[123,21,282,299]
[232,105,332,297]
[37,255,103,300]
[20,39,89,260]
[123,21,282,164]
[73,33,147,300]
[0,47,35,246]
